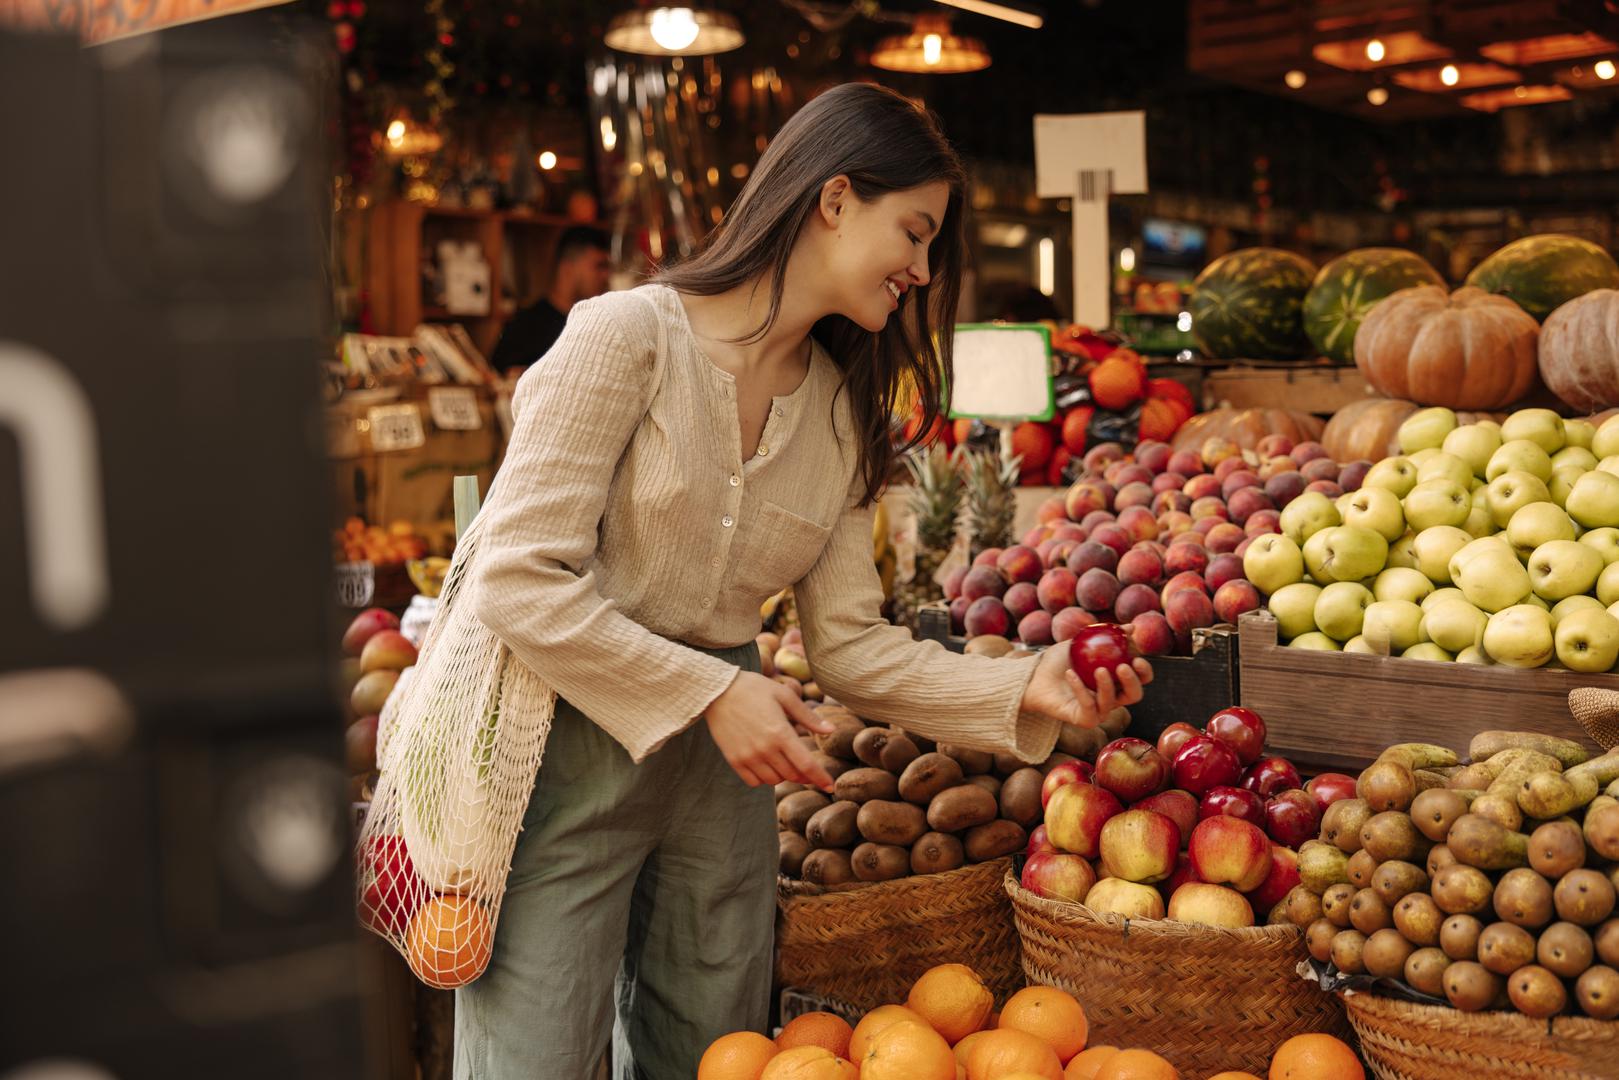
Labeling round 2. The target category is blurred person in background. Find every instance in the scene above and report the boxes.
[491,225,612,374]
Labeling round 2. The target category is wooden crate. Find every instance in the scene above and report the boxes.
[1237,610,1610,773]
[1203,365,1371,415]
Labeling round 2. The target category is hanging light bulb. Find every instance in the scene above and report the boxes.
[871,15,990,74]
[1440,64,1460,87]
[649,8,699,51]
[1597,59,1617,80]
[1366,38,1386,63]
[537,151,557,171]
[604,6,743,57]
[923,33,943,66]
[1367,86,1389,105]
[1284,69,1307,89]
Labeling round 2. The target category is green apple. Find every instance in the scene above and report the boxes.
[1471,475,1486,491]
[1304,525,1390,584]
[1422,596,1488,652]
[1279,491,1341,546]
[1416,452,1474,490]
[1398,407,1458,454]
[1551,466,1584,509]
[1482,604,1555,667]
[1456,645,1492,664]
[1423,587,1468,611]
[1289,632,1342,651]
[1443,423,1502,478]
[1598,561,1619,606]
[1566,419,1597,450]
[1486,440,1555,483]
[1455,545,1533,612]
[1527,539,1605,600]
[1551,594,1606,627]
[1314,581,1374,641]
[1386,531,1419,570]
[1525,592,1551,611]
[1554,608,1619,672]
[1592,415,1619,458]
[1413,527,1472,584]
[1343,635,1376,654]
[1334,492,1356,520]
[1364,457,1419,499]
[1565,470,1619,529]
[1506,502,1577,560]
[1363,599,1427,651]
[1500,408,1567,455]
[1461,500,1498,538]
[1608,599,1619,623]
[1403,642,1454,662]
[1403,479,1472,531]
[1552,446,1599,473]
[1242,533,1305,596]
[1408,448,1441,468]
[1448,535,1512,580]
[1486,471,1554,528]
[1582,527,1619,565]
[1600,455,1619,477]
[1344,486,1406,541]
[1373,566,1434,605]
[1269,581,1323,640]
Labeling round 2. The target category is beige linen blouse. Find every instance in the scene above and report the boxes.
[471,284,1056,763]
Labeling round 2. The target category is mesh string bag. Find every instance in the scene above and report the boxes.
[356,507,555,988]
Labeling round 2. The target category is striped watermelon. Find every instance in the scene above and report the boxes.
[1303,248,1445,364]
[1190,248,1317,360]
[1465,234,1619,321]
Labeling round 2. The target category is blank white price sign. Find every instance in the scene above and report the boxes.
[429,386,482,431]
[948,324,1055,422]
[367,403,426,452]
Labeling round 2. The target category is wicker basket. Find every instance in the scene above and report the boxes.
[775,857,1022,1013]
[1344,988,1619,1079]
[1006,870,1351,1076]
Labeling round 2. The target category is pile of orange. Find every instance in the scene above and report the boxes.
[698,962,1365,1080]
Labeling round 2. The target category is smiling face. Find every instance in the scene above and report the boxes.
[817,178,950,332]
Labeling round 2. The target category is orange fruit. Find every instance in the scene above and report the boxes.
[698,1031,778,1080]
[759,1045,857,1080]
[405,894,492,989]
[1208,1073,1263,1079]
[998,986,1089,1064]
[955,1030,993,1067]
[1269,1034,1363,1079]
[1065,1047,1119,1080]
[1093,1048,1178,1079]
[777,1012,853,1059]
[907,963,995,1044]
[966,1027,1064,1080]
[849,1004,931,1062]
[861,1019,956,1080]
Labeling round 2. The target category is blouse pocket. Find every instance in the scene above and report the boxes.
[728,499,833,601]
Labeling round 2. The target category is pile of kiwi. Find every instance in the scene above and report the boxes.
[776,701,1130,885]
[1283,732,1619,1020]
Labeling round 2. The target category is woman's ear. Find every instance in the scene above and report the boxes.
[817,174,851,228]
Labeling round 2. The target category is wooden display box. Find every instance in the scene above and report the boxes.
[1237,610,1610,773]
[1202,364,1370,415]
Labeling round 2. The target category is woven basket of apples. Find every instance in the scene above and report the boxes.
[1004,700,1356,1076]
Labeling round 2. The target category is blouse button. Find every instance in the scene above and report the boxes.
[774,406,784,417]
[729,474,740,487]
[711,556,722,569]
[701,596,713,608]
[722,514,734,527]
[757,445,769,456]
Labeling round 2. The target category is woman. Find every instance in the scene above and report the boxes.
[456,83,1150,1079]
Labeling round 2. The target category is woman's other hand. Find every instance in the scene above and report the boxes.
[705,671,838,791]
[1019,640,1152,730]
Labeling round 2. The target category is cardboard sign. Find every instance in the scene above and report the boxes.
[948,323,1054,422]
[428,386,481,431]
[365,403,425,453]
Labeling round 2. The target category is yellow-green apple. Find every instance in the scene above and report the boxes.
[1403,479,1472,531]
[1566,419,1597,450]
[1462,493,1499,538]
[1279,491,1341,546]
[1362,599,1427,651]
[1085,877,1166,919]
[1020,851,1098,903]
[1398,407,1458,454]
[1168,882,1254,927]
[1289,632,1341,650]
[1243,533,1305,595]
[1456,544,1533,612]
[1333,491,1356,521]
[1040,760,1095,807]
[1608,599,1619,623]
[1188,815,1274,892]
[1457,644,1491,664]
[1444,423,1502,478]
[1551,594,1605,627]
[350,669,399,716]
[1553,446,1600,473]
[1364,457,1419,498]
[1200,785,1266,828]
[1421,596,1488,653]
[1343,635,1376,653]
[1501,408,1567,455]
[1599,416,1619,457]
[1373,567,1434,605]
[359,629,418,674]
[1449,534,1512,577]
[1099,809,1181,883]
[1408,448,1440,468]
[1599,561,1619,606]
[1402,642,1453,662]
[1344,486,1406,541]
[1248,845,1304,917]
[1094,737,1171,801]
[1487,472,1555,528]
[1482,604,1555,667]
[1554,607,1619,673]
[1044,781,1124,858]
[1422,586,1468,612]
[1487,439,1555,483]
[1386,531,1420,570]
[1412,525,1472,584]
[1566,470,1619,529]
[1314,581,1373,641]
[1528,539,1605,600]
[1170,734,1244,796]
[1135,789,1199,846]
[1582,527,1619,565]
[1525,592,1551,610]
[1551,466,1584,508]
[1268,582,1322,639]
[1508,502,1577,560]
[1304,525,1389,584]
[1417,452,1475,490]
[1264,790,1322,849]
[1602,455,1619,477]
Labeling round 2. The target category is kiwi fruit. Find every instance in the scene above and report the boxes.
[809,752,852,781]
[834,768,901,805]
[1410,788,1476,843]
[813,711,866,760]
[1372,860,1430,906]
[1056,724,1105,760]
[1393,893,1443,947]
[937,744,994,775]
[805,800,860,849]
[801,848,855,886]
[964,819,1027,862]
[1306,918,1338,963]
[1427,844,1458,878]
[776,781,807,801]
[777,790,831,833]
[1443,961,1503,1012]
[855,800,929,846]
[1348,849,1381,889]
[779,831,811,877]
[1330,928,1368,974]
[1537,921,1595,979]
[1039,752,1078,775]
[910,831,966,875]
[1286,884,1325,928]
[992,752,1027,777]
[1349,888,1394,935]
[926,784,1000,833]
[1358,759,1418,813]
[998,768,1045,829]
[898,753,965,804]
[1433,864,1494,915]
[1323,798,1371,852]
[1576,965,1619,1020]
[852,726,897,769]
[1494,867,1556,929]
[1440,914,1484,961]
[964,774,1002,798]
[1322,883,1357,928]
[1361,811,1429,863]
[1477,922,1538,975]
[1363,928,1418,978]
[1404,947,1453,996]
[850,842,910,882]
[879,733,921,775]
[1597,919,1619,967]
[1555,868,1618,926]
[1507,964,1568,1018]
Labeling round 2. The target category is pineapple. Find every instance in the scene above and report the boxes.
[963,447,1021,559]
[892,444,964,629]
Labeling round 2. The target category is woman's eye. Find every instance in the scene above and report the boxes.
[906,232,921,245]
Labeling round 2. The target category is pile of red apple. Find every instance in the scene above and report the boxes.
[945,434,1369,657]
[1019,705,1361,929]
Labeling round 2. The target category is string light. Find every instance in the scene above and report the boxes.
[1365,38,1386,63]
[1284,69,1307,89]
[1597,60,1617,80]
[537,151,557,170]
[1367,87,1389,105]
[1440,64,1459,87]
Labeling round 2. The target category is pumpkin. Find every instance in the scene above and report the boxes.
[1321,397,1504,464]
[1169,407,1324,454]
[1354,285,1540,410]
[1539,288,1619,412]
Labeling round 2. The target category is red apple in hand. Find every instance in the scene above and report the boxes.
[1134,789,1198,846]
[1171,735,1243,797]
[1246,845,1302,916]
[1188,816,1274,893]
[1304,773,1360,815]
[1094,737,1171,801]
[1241,756,1303,799]
[1040,760,1095,807]
[1021,851,1097,903]
[1026,823,1056,858]
[1204,706,1268,765]
[1068,623,1132,690]
[1199,785,1267,829]
[1155,722,1200,763]
[1099,809,1181,884]
[1044,782,1124,858]
[1264,789,1322,849]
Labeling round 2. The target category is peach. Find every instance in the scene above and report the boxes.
[961,565,1008,601]
[1168,882,1254,928]
[1151,490,1192,516]
[1004,581,1041,621]
[1264,471,1308,507]
[943,566,970,600]
[1213,579,1262,623]
[1066,540,1118,577]
[1338,459,1372,492]
[1291,440,1329,465]
[1038,568,1079,613]
[1079,510,1116,532]
[1161,570,1209,600]
[1220,470,1261,499]
[1163,542,1209,578]
[974,547,1003,568]
[1116,505,1160,542]
[1167,449,1204,476]
[1243,509,1282,537]
[1158,510,1194,536]
[1188,816,1274,892]
[1036,539,1063,568]
[1192,516,1223,537]
[1256,433,1295,459]
[1076,568,1122,613]
[1304,479,1344,499]
[1018,610,1055,646]
[1130,539,1167,559]
[1204,553,1245,592]
[1045,539,1079,570]
[964,597,1011,638]
[342,607,401,657]
[1190,496,1230,522]
[1117,548,1164,587]
[360,629,418,674]
[1227,486,1276,526]
[1053,523,1087,542]
[1022,524,1049,549]
[997,545,1044,585]
[1082,441,1126,474]
[1114,583,1161,623]
[1112,463,1154,488]
[1234,536,1254,558]
[1064,482,1112,521]
[1037,495,1068,525]
[1213,455,1248,483]
[1114,482,1154,511]
[1183,473,1223,501]
[1205,522,1246,554]
[1090,524,1132,556]
[1151,471,1187,494]
[949,597,970,634]
[1258,454,1297,481]
[1128,610,1174,656]
[1136,441,1172,473]
[1165,587,1216,636]
[1052,606,1097,641]
[351,669,399,716]
[1300,456,1340,483]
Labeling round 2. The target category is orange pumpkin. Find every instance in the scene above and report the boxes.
[1354,285,1540,409]
[1320,397,1505,464]
[1540,288,1619,412]
[1169,407,1324,454]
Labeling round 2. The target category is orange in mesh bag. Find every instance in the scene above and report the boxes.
[356,510,556,988]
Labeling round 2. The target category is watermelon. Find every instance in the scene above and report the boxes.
[1189,248,1317,360]
[1465,234,1619,321]
[1303,248,1446,364]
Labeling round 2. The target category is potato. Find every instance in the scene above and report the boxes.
[1039,752,1078,775]
[911,831,966,875]
[851,842,911,882]
[813,709,866,761]
[776,790,830,834]
[779,831,811,877]
[834,767,900,805]
[898,752,965,805]
[998,768,1045,829]
[926,784,1000,833]
[937,743,994,775]
[964,820,1027,862]
[805,801,859,849]
[856,800,929,846]
[801,848,854,886]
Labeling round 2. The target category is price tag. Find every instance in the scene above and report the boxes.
[366,403,426,453]
[428,386,482,431]
[948,323,1055,422]
[335,561,376,607]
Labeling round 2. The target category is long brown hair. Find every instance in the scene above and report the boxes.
[655,82,966,506]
